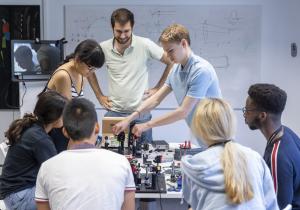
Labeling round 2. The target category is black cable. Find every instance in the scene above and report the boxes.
[4,79,26,109]
[157,174,163,210]
[20,80,27,108]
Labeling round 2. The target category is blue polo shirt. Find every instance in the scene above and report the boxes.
[165,52,222,127]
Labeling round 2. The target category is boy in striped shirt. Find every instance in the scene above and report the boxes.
[244,83,300,209]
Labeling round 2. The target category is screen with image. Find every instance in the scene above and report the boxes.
[11,40,64,81]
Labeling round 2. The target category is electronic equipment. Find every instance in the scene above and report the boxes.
[152,140,169,150]
[102,117,129,148]
[130,154,167,193]
[127,122,145,158]
[170,161,177,183]
[135,173,167,193]
[117,131,126,154]
[174,147,205,160]
[11,39,64,81]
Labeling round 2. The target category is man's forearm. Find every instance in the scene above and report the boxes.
[87,72,104,100]
[37,202,51,210]
[121,191,135,210]
[154,62,173,89]
[146,107,188,129]
[144,95,199,129]
[126,98,159,123]
[126,85,171,127]
[138,85,171,114]
[137,95,160,114]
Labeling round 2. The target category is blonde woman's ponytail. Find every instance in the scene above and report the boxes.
[222,141,254,204]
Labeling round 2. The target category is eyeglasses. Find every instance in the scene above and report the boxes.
[241,107,259,114]
[87,64,97,72]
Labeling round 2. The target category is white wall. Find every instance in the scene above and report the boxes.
[1,0,299,155]
[0,110,19,164]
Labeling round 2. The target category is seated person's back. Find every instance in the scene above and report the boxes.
[0,91,67,210]
[35,98,135,210]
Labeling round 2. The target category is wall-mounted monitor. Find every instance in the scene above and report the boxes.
[11,40,64,81]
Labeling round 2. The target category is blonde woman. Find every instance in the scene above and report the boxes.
[181,98,279,210]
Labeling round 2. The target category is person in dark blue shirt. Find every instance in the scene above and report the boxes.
[244,83,300,210]
[0,91,67,210]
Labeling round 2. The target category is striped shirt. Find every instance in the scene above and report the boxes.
[47,69,83,98]
[263,126,300,209]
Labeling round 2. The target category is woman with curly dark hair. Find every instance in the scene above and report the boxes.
[0,91,67,210]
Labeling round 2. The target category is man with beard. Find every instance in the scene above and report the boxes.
[88,8,173,143]
[244,83,300,210]
[113,24,222,148]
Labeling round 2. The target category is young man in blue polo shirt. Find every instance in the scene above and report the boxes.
[244,83,300,209]
[113,23,222,144]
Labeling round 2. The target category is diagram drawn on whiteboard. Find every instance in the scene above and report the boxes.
[65,5,261,108]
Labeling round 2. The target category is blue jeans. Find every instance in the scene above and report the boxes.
[105,110,153,143]
[4,187,36,210]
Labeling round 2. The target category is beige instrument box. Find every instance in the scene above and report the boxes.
[102,117,129,147]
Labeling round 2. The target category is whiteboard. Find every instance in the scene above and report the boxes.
[64,5,261,109]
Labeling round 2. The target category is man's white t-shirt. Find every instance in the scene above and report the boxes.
[100,34,164,113]
[35,148,135,210]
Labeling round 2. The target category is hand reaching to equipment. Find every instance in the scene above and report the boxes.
[132,123,150,137]
[112,119,130,135]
